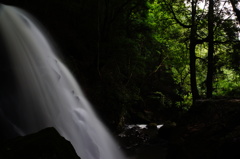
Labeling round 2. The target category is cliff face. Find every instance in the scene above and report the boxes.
[0,127,81,159]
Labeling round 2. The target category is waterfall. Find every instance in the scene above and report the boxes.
[0,4,125,159]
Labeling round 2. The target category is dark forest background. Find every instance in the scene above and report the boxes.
[1,0,240,133]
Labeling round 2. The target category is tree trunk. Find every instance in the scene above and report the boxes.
[206,0,214,98]
[189,0,199,103]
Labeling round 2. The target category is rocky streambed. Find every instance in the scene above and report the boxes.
[119,99,240,159]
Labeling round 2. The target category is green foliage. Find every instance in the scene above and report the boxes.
[145,0,240,105]
[15,0,240,126]
[176,93,192,110]
[89,0,182,126]
[213,69,240,98]
[79,0,240,126]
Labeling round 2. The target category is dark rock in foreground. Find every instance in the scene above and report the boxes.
[0,127,80,159]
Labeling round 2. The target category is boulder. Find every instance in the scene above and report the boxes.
[0,127,80,159]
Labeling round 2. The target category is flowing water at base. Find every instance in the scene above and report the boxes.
[0,4,125,159]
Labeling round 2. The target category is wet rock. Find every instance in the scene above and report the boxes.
[158,121,177,140]
[0,127,80,159]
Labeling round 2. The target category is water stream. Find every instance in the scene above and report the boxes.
[0,4,125,159]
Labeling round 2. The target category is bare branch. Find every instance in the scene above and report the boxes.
[163,0,192,28]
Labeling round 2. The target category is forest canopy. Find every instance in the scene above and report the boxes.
[92,0,240,126]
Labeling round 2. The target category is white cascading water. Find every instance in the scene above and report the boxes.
[0,4,125,159]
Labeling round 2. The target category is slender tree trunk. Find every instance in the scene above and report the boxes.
[189,0,199,103]
[206,0,214,98]
[229,0,240,24]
